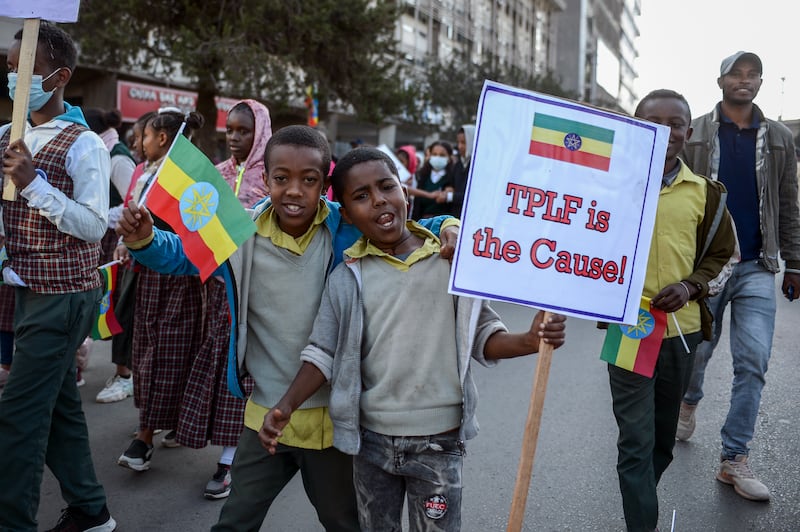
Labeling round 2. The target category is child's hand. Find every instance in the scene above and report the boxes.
[439,225,459,261]
[531,311,567,349]
[259,407,292,455]
[652,282,693,313]
[3,140,37,189]
[116,200,154,243]
[113,243,130,263]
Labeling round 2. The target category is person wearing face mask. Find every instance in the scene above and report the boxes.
[0,22,116,532]
[411,140,456,220]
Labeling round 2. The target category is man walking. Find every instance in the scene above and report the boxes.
[678,51,800,502]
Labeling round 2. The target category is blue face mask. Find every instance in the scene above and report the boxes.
[7,69,61,112]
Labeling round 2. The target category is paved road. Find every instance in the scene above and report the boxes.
[35,277,799,531]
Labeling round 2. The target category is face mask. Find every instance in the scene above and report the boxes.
[429,155,448,171]
[7,69,61,112]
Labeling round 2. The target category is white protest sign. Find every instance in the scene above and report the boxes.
[0,1,80,22]
[449,81,668,325]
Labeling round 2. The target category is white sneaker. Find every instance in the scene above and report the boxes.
[96,374,133,403]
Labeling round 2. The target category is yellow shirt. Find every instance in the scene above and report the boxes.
[644,164,705,338]
[255,198,330,254]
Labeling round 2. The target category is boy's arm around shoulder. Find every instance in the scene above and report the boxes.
[477,301,566,361]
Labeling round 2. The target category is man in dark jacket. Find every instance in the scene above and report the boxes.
[678,51,800,503]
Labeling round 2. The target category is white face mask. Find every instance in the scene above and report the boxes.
[7,69,61,112]
[429,155,448,171]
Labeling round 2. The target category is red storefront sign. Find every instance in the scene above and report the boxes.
[117,80,240,132]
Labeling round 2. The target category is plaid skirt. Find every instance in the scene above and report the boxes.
[176,278,251,448]
[0,284,14,332]
[132,268,204,430]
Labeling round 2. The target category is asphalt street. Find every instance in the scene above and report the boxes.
[33,275,799,531]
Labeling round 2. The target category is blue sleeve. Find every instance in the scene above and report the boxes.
[129,229,201,276]
[417,215,451,236]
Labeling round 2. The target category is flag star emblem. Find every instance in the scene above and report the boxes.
[622,309,655,339]
[563,132,583,151]
[180,182,219,232]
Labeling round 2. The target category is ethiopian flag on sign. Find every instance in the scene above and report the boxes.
[600,297,666,378]
[529,113,615,171]
[91,262,123,340]
[146,135,257,280]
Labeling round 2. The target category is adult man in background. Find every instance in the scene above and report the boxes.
[678,51,800,502]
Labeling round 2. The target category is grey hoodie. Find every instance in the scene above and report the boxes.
[299,255,508,455]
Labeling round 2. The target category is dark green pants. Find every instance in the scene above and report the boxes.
[0,288,106,532]
[212,428,359,532]
[608,332,701,532]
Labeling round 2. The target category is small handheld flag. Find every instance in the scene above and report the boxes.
[145,135,257,281]
[91,261,123,340]
[529,113,615,171]
[600,296,666,377]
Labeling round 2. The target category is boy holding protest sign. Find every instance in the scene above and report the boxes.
[117,126,459,531]
[0,22,115,531]
[606,90,736,532]
[259,147,566,531]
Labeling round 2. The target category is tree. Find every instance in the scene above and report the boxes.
[68,0,411,155]
[422,54,575,136]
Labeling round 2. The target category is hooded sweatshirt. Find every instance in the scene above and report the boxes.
[216,99,272,208]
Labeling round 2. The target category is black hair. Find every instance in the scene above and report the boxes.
[15,21,77,71]
[330,147,398,201]
[228,102,255,122]
[84,108,123,135]
[634,89,692,122]
[419,140,454,177]
[264,125,331,176]
[148,110,205,144]
[134,111,157,130]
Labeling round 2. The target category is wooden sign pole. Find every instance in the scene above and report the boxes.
[506,311,555,532]
[3,18,40,201]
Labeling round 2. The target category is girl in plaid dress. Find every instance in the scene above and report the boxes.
[117,109,206,474]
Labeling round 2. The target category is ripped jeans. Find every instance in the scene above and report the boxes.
[354,427,465,532]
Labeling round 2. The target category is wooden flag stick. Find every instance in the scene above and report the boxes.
[506,311,555,532]
[4,18,41,201]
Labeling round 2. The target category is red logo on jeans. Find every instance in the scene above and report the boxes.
[424,494,448,519]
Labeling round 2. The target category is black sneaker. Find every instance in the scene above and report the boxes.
[204,463,232,499]
[45,504,116,531]
[117,438,153,472]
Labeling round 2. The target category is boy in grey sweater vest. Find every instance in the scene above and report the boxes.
[261,147,567,531]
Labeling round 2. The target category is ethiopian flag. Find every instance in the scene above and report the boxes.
[146,135,257,281]
[529,113,615,171]
[600,297,666,377]
[91,262,123,340]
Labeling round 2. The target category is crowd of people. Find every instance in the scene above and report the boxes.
[0,21,797,532]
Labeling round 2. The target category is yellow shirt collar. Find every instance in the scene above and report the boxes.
[255,199,329,255]
[345,221,440,271]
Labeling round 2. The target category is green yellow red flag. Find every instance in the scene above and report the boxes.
[529,113,615,171]
[91,261,123,340]
[600,296,666,377]
[145,135,257,280]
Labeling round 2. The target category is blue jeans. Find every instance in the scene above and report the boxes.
[354,428,465,532]
[683,260,776,458]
